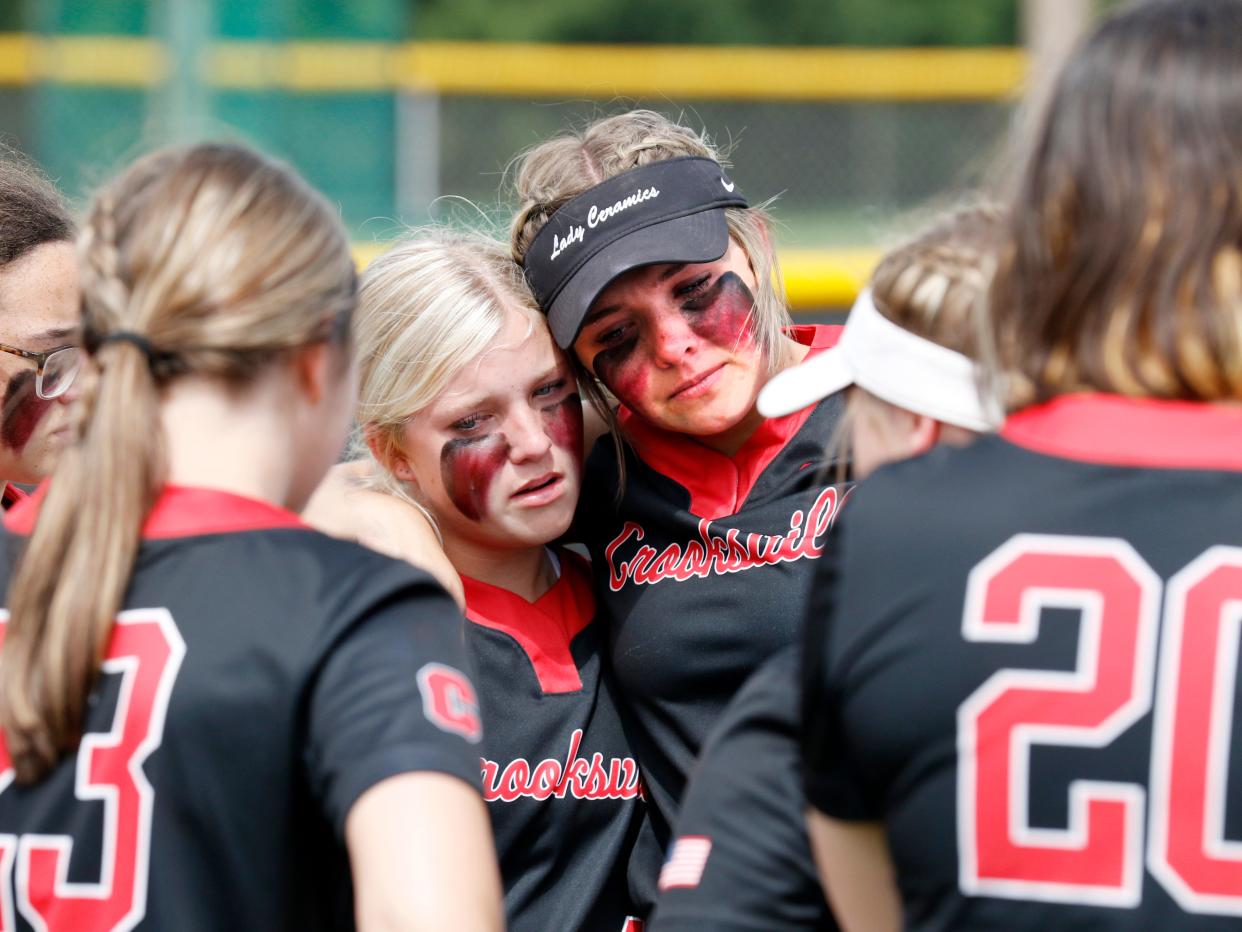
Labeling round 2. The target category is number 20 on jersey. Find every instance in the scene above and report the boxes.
[958,535,1242,915]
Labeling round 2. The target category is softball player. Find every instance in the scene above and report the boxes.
[0,151,82,508]
[348,229,656,931]
[652,205,1005,931]
[802,2,1242,928]
[512,113,849,845]
[0,143,502,931]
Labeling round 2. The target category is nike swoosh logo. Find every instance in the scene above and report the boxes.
[721,177,735,192]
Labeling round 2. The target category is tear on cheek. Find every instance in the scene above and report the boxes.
[440,434,510,521]
[592,345,650,413]
[1,370,53,453]
[687,272,756,349]
[544,394,585,465]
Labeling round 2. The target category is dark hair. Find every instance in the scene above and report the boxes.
[991,0,1242,406]
[0,147,75,268]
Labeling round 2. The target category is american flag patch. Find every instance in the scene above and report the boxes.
[658,835,713,890]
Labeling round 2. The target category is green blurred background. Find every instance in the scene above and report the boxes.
[0,0,1119,306]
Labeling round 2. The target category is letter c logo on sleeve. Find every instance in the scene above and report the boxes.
[416,663,483,744]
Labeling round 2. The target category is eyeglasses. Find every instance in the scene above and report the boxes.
[0,343,83,400]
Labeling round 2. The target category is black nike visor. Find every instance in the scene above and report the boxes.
[523,156,749,349]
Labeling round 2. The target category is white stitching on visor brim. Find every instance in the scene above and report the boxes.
[757,288,1002,432]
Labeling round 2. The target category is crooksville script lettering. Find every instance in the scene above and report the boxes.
[480,728,643,802]
[604,486,843,592]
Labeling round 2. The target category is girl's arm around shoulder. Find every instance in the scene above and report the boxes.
[310,565,501,930]
[304,459,465,609]
[347,772,504,932]
[805,811,899,932]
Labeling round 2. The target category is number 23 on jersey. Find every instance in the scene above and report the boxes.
[0,609,185,932]
[958,535,1242,915]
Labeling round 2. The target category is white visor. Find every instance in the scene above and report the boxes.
[757,288,1002,432]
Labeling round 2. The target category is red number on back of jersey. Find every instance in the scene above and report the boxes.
[0,609,185,932]
[958,535,1159,906]
[958,535,1242,914]
[1149,548,1242,914]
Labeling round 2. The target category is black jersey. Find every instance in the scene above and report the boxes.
[0,485,483,932]
[577,325,848,844]
[652,646,836,931]
[802,395,1242,931]
[464,549,654,932]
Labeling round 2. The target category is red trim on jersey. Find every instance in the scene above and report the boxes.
[0,483,28,511]
[617,324,843,520]
[462,549,596,695]
[4,484,308,538]
[1002,394,1242,471]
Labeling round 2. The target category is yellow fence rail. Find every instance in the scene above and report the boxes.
[780,248,879,311]
[0,34,1027,100]
[2,35,986,307]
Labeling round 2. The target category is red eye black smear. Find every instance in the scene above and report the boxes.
[440,433,510,521]
[682,271,756,349]
[1,370,52,453]
[591,272,757,412]
[543,393,584,466]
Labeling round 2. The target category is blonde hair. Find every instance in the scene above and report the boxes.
[354,228,542,518]
[509,110,792,372]
[834,203,1006,473]
[870,203,1005,358]
[0,142,357,783]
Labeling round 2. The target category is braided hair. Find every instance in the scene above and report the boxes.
[0,142,357,783]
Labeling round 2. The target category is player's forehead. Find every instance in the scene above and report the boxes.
[585,240,749,326]
[427,312,567,413]
[588,262,694,316]
[0,241,81,348]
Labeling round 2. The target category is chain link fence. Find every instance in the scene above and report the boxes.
[426,96,1012,248]
[0,41,1022,307]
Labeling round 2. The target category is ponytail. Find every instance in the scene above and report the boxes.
[0,143,356,783]
[1,365,162,782]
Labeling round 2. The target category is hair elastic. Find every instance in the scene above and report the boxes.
[90,331,165,370]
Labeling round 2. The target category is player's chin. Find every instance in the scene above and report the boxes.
[662,373,760,434]
[668,398,754,437]
[494,499,576,547]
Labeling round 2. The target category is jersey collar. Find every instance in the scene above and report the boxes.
[1002,393,1242,471]
[4,483,308,538]
[0,483,27,512]
[462,548,595,694]
[617,324,843,520]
